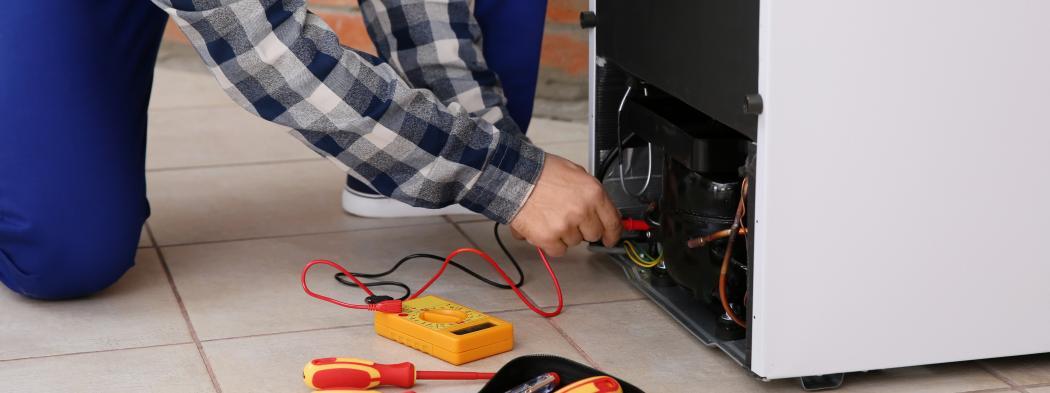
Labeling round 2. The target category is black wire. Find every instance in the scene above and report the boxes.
[333,276,411,301]
[333,222,526,301]
[492,221,524,285]
[596,132,636,182]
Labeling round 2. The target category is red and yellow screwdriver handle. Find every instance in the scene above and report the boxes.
[314,391,416,393]
[305,358,415,389]
[554,376,623,393]
[304,357,494,390]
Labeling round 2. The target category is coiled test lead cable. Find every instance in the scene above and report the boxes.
[616,85,654,197]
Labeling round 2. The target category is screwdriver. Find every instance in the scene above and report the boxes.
[314,391,415,393]
[304,357,495,390]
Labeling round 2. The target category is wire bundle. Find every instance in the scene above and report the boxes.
[623,241,663,268]
[332,223,525,300]
[300,223,563,318]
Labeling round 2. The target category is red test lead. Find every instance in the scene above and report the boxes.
[621,218,651,232]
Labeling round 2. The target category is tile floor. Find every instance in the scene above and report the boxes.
[3,66,1050,393]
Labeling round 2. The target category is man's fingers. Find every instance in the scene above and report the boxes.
[510,153,621,256]
[579,213,604,243]
[541,239,569,257]
[596,197,623,247]
[560,229,584,249]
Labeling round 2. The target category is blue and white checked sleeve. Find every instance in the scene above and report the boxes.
[151,0,545,224]
[357,0,525,139]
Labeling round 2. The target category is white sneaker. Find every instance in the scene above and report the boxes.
[342,176,478,218]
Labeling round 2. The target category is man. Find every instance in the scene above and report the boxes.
[0,0,621,300]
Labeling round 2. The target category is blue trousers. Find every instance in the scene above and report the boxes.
[0,1,546,299]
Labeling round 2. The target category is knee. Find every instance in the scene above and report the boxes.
[0,221,143,300]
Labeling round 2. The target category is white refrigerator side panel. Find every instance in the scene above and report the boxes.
[587,0,597,173]
[751,0,1050,379]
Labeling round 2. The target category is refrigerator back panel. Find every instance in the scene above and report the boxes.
[595,0,759,138]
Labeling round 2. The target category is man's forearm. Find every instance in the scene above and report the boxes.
[151,0,543,223]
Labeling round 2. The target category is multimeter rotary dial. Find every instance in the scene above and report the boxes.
[403,302,482,330]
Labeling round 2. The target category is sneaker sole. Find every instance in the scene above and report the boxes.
[342,188,479,218]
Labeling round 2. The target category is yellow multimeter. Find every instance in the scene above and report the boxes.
[373,295,513,365]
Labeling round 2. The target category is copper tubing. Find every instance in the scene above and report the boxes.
[719,177,749,328]
[686,228,749,249]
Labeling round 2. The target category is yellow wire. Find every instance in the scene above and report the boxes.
[636,242,664,263]
[624,241,662,268]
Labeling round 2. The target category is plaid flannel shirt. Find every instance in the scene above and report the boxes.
[358,0,526,140]
[153,0,545,224]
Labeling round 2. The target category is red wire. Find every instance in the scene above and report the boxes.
[301,247,564,318]
[301,259,377,310]
[410,247,563,318]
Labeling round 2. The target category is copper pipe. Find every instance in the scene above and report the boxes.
[719,177,749,328]
[686,227,749,249]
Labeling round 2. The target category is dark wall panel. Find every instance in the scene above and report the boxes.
[596,0,760,139]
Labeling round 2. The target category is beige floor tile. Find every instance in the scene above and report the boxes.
[163,224,576,340]
[150,68,236,111]
[147,106,319,170]
[146,160,443,246]
[551,300,1008,393]
[1026,386,1050,392]
[139,224,152,248]
[983,353,1050,385]
[0,344,215,393]
[840,365,1012,393]
[455,222,643,307]
[0,249,190,360]
[445,213,489,223]
[544,140,590,168]
[528,118,588,145]
[201,310,588,393]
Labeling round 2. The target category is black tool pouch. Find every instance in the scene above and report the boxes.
[477,354,645,393]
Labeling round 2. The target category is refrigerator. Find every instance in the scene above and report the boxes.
[586,0,1050,389]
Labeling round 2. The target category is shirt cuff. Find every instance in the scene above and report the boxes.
[458,131,546,224]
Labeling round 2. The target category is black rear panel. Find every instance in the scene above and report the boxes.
[596,0,760,139]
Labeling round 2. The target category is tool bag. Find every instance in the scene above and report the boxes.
[478,354,645,393]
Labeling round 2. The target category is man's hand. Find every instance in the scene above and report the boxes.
[510,154,622,256]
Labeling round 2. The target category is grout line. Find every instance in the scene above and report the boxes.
[450,217,490,224]
[148,225,224,393]
[198,323,374,343]
[447,218,485,250]
[145,157,321,173]
[1024,383,1050,389]
[0,341,194,364]
[976,360,1027,391]
[156,220,451,249]
[956,388,1024,393]
[441,213,490,225]
[545,317,602,369]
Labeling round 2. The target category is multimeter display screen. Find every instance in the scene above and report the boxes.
[451,322,496,335]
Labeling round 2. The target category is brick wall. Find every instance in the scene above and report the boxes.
[162,0,590,120]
